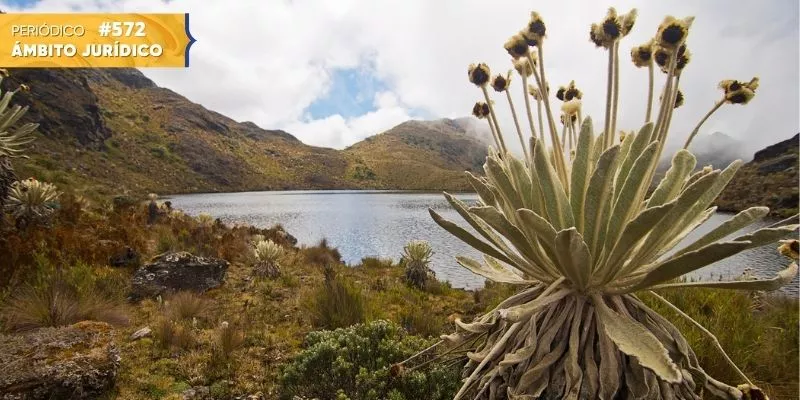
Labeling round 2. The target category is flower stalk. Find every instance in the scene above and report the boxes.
[610,40,621,144]
[529,47,568,185]
[520,75,537,140]
[481,86,508,155]
[646,62,655,122]
[493,71,529,161]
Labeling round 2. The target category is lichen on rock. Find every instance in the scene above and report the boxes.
[0,321,120,400]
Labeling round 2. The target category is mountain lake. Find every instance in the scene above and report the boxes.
[168,190,798,296]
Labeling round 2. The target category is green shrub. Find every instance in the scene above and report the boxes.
[279,320,461,400]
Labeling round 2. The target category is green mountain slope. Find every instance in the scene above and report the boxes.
[5,68,485,196]
[343,119,488,191]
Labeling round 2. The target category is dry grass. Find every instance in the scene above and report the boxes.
[153,317,195,350]
[212,322,245,362]
[642,288,799,399]
[166,291,208,321]
[0,278,128,333]
[309,268,368,329]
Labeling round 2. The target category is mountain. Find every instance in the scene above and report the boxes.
[658,132,746,173]
[716,134,799,218]
[686,131,747,169]
[5,68,486,196]
[343,118,488,190]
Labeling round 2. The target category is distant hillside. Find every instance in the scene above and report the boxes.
[5,68,488,196]
[716,134,799,218]
[344,119,488,190]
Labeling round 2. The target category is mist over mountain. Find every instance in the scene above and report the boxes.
[660,131,747,171]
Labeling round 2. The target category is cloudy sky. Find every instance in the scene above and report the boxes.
[2,0,798,155]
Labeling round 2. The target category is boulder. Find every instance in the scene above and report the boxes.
[130,252,228,300]
[0,321,119,399]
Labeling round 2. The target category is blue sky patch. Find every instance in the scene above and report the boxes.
[305,67,389,120]
[2,0,39,8]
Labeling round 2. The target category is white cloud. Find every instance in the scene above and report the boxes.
[3,0,798,154]
[285,91,413,148]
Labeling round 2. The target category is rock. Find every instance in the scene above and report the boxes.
[0,321,119,399]
[108,246,140,268]
[5,69,111,148]
[753,133,799,162]
[104,69,156,89]
[129,327,151,341]
[129,252,229,301]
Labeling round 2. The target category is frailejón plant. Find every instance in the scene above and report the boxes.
[254,239,283,278]
[400,8,798,400]
[402,240,436,289]
[6,177,60,228]
[0,72,38,224]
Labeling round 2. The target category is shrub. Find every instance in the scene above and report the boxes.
[310,269,367,329]
[156,229,179,253]
[279,320,461,400]
[0,277,128,332]
[400,240,435,290]
[304,238,342,266]
[360,257,394,269]
[111,195,137,213]
[166,291,207,321]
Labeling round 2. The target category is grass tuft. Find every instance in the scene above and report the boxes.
[0,277,128,332]
[309,267,367,329]
[166,291,207,321]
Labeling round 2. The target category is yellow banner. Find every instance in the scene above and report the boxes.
[0,13,195,68]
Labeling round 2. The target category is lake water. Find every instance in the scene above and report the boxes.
[168,190,798,296]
